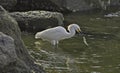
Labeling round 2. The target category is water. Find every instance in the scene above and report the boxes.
[22,12,120,73]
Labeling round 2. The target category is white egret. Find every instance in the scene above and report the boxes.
[35,24,81,46]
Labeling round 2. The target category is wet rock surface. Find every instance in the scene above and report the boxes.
[104,11,120,17]
[0,6,45,73]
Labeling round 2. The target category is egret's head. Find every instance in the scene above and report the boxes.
[69,24,81,33]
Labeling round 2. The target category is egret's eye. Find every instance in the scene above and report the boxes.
[76,28,81,33]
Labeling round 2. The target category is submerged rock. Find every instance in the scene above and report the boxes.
[104,11,120,17]
[0,5,45,73]
[10,11,64,33]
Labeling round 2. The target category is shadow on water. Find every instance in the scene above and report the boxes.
[22,12,120,73]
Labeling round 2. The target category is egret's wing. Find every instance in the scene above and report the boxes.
[43,26,67,34]
[39,26,68,40]
[54,26,67,33]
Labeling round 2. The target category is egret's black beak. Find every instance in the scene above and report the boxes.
[76,28,86,36]
[78,31,86,36]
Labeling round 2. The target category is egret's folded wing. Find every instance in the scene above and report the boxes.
[40,26,67,40]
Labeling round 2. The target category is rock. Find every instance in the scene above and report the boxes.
[0,32,30,73]
[50,0,91,12]
[104,11,120,17]
[0,0,120,12]
[0,0,17,11]
[0,5,45,73]
[50,0,120,12]
[104,13,119,17]
[110,0,120,5]
[10,0,61,12]
[9,11,64,33]
[0,32,17,69]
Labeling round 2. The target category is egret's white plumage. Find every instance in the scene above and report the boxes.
[35,24,81,45]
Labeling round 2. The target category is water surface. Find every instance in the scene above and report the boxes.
[22,12,120,73]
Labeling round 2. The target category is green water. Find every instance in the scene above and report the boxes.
[22,12,120,73]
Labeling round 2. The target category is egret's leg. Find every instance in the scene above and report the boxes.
[55,41,59,48]
[51,40,59,49]
[56,41,59,45]
[51,40,56,46]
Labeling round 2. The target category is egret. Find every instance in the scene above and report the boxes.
[35,24,81,46]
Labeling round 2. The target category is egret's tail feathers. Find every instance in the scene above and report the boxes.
[35,33,40,39]
[35,36,38,39]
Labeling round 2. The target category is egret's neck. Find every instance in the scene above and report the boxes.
[67,27,76,38]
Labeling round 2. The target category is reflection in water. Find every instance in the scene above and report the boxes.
[22,12,120,73]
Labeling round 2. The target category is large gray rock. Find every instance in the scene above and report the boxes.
[0,32,17,69]
[0,0,17,10]
[9,11,64,33]
[0,5,45,73]
[0,32,30,73]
